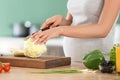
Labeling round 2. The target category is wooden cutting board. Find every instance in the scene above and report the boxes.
[0,56,71,69]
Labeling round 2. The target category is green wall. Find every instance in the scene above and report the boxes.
[0,0,120,37]
[0,0,68,36]
[117,15,120,23]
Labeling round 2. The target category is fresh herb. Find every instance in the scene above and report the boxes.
[29,69,82,74]
[109,44,117,66]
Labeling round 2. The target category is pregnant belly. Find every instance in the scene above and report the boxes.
[63,37,103,61]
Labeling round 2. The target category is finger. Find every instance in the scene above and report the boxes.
[32,35,40,43]
[31,31,42,42]
[50,22,59,28]
[41,23,49,30]
[41,36,52,44]
[41,19,55,29]
[33,32,44,43]
[35,35,48,44]
[31,32,39,38]
[33,35,42,45]
[41,38,48,44]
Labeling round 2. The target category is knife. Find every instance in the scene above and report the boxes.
[25,27,50,40]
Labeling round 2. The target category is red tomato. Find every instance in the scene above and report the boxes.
[0,65,2,73]
[3,63,10,72]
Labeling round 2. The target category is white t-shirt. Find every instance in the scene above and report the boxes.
[63,0,118,61]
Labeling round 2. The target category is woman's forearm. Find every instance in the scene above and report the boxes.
[59,24,109,38]
[59,0,120,39]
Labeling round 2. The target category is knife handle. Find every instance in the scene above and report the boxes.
[40,23,59,31]
[41,27,50,31]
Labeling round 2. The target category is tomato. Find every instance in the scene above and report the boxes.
[0,65,2,73]
[3,63,10,72]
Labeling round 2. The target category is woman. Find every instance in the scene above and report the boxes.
[31,0,120,61]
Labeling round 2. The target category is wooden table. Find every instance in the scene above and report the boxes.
[0,62,120,80]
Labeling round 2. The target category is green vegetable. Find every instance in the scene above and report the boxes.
[83,50,105,69]
[109,46,116,66]
[29,69,82,74]
[108,44,120,66]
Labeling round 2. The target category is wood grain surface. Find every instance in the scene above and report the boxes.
[0,56,71,69]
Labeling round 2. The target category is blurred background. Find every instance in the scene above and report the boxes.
[0,0,120,37]
[0,0,68,56]
[0,0,67,37]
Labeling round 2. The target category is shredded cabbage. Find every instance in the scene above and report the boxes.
[24,38,47,58]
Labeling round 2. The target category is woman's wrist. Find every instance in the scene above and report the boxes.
[57,26,64,36]
[58,26,69,36]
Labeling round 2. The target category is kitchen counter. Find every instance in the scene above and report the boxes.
[0,62,120,80]
[0,37,64,56]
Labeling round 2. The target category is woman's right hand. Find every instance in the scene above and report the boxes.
[41,15,71,30]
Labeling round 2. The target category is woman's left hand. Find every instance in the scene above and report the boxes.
[30,27,61,44]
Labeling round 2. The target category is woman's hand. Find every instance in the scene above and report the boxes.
[31,27,62,44]
[41,15,71,30]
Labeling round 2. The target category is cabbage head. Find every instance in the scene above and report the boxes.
[24,38,47,58]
